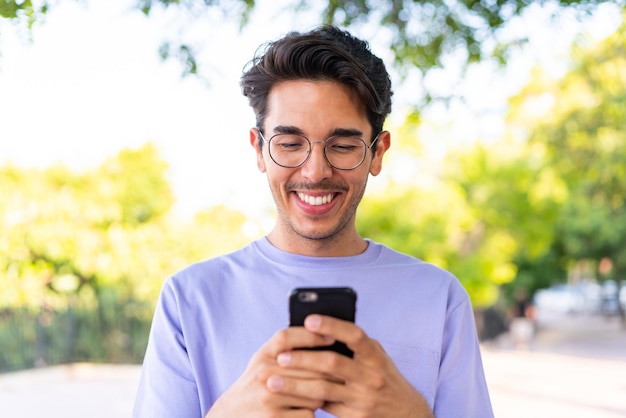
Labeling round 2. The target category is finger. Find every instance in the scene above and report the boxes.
[304,315,382,361]
[251,358,327,385]
[323,401,350,417]
[286,409,318,418]
[265,375,327,410]
[260,386,324,412]
[267,373,349,404]
[260,326,336,358]
[277,349,380,386]
[277,352,344,383]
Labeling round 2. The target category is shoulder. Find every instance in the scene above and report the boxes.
[162,241,262,295]
[366,240,469,299]
[368,241,457,279]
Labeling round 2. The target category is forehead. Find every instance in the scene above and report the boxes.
[265,80,368,133]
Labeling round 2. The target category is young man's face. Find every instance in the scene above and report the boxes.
[250,80,389,253]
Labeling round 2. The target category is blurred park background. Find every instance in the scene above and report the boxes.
[1,0,625,415]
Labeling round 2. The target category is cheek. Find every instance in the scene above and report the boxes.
[264,164,293,188]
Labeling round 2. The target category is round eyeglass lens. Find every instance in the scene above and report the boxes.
[324,136,367,169]
[268,134,367,169]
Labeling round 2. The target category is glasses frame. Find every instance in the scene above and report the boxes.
[257,129,381,171]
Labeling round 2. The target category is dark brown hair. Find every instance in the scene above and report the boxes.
[240,25,392,150]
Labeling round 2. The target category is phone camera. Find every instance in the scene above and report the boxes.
[298,291,318,303]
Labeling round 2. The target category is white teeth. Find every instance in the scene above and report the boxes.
[297,193,334,206]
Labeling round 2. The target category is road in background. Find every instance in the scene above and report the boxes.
[1,312,625,417]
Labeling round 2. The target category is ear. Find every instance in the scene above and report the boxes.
[369,131,390,176]
[250,128,266,173]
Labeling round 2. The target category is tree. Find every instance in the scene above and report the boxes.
[98,144,174,225]
[357,120,521,307]
[447,139,568,303]
[503,16,626,322]
[359,178,518,308]
[0,143,254,368]
[0,0,45,27]
[2,0,623,102]
[0,143,250,309]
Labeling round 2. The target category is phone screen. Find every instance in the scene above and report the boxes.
[289,287,356,357]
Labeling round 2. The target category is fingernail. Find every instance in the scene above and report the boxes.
[277,352,291,366]
[305,314,321,330]
[267,375,283,392]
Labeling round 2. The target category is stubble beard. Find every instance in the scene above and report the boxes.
[271,179,368,245]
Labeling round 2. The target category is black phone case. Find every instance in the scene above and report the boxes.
[289,287,356,357]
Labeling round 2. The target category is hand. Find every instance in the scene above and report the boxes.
[205,326,334,418]
[272,315,435,418]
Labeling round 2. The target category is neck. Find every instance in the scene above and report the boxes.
[266,228,368,257]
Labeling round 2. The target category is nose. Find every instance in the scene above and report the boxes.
[300,141,332,182]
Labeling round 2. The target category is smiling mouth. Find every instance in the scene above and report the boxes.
[297,192,335,206]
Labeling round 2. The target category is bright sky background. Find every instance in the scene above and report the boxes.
[0,0,621,222]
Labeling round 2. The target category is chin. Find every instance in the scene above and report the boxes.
[292,221,349,242]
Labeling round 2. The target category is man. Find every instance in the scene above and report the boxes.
[133,26,494,418]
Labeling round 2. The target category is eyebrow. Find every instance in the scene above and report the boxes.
[273,125,364,138]
[273,125,305,135]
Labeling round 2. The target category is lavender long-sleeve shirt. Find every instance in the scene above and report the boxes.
[133,238,493,417]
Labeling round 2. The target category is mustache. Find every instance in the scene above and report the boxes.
[286,181,348,192]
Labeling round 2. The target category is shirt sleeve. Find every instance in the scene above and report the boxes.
[433,288,495,418]
[133,278,203,418]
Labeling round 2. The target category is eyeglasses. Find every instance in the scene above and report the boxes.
[257,130,380,170]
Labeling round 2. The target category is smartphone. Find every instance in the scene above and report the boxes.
[289,287,357,357]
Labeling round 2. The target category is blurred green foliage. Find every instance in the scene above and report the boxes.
[522,19,626,293]
[0,143,250,310]
[134,0,625,84]
[0,144,252,371]
[2,0,624,100]
[1,2,625,371]
[361,19,626,309]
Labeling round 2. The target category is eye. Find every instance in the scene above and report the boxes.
[327,137,362,153]
[272,135,307,151]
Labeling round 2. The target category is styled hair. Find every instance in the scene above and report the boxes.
[240,25,393,149]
